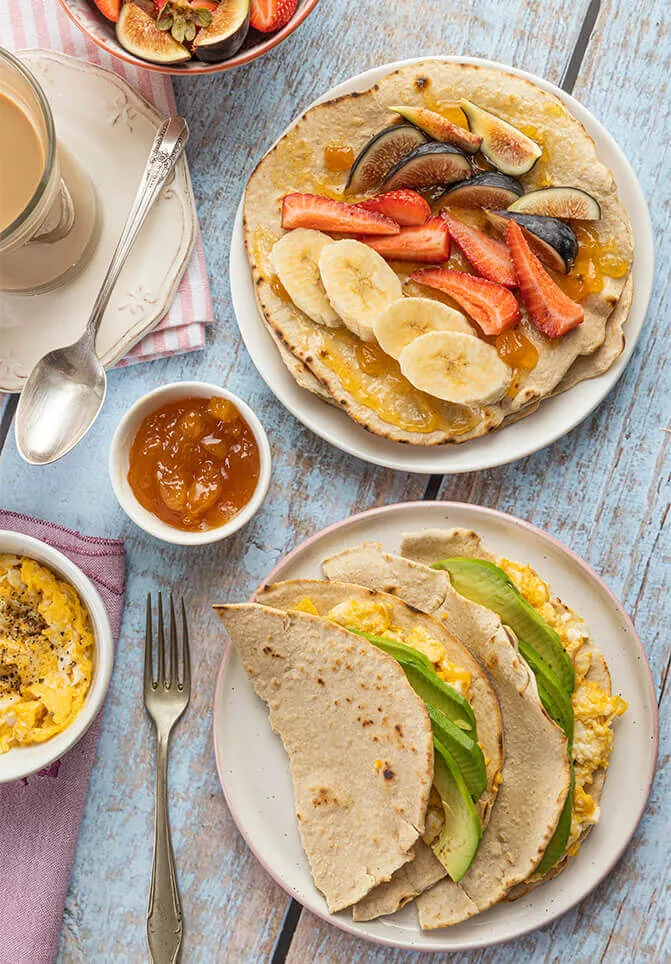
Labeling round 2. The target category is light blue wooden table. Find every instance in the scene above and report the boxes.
[1,0,669,960]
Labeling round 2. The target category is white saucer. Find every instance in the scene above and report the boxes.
[229,56,654,474]
[0,50,197,393]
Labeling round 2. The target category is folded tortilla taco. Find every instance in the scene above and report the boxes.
[214,603,434,913]
[323,529,626,926]
[256,579,505,918]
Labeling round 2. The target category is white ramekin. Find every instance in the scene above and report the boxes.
[109,381,271,546]
[0,530,114,784]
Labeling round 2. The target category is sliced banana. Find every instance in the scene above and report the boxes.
[318,239,402,342]
[374,297,474,360]
[399,330,512,406]
[270,229,341,327]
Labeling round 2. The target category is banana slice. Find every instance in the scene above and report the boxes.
[399,330,512,406]
[270,229,341,327]
[374,297,474,360]
[319,239,402,341]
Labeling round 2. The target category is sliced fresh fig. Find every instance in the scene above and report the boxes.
[485,210,578,274]
[346,125,428,194]
[460,100,542,177]
[389,105,482,153]
[116,3,191,63]
[381,143,473,192]
[508,187,601,220]
[436,172,523,210]
[193,0,250,62]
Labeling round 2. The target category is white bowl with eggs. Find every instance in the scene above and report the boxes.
[0,530,114,784]
[109,382,272,546]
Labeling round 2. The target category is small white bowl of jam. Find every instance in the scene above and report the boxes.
[109,382,271,545]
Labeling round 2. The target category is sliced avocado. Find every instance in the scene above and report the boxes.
[426,704,487,801]
[431,739,483,881]
[432,558,575,693]
[518,638,574,744]
[535,765,574,876]
[350,630,477,734]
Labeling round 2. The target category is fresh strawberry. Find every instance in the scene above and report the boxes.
[410,268,521,335]
[506,220,584,338]
[441,212,517,288]
[250,0,297,32]
[92,0,121,22]
[281,193,399,235]
[358,190,431,227]
[360,218,450,263]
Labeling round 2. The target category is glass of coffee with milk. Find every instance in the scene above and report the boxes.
[0,47,98,292]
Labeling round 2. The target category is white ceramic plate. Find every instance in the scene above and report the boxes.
[212,501,658,952]
[229,57,654,474]
[0,50,197,392]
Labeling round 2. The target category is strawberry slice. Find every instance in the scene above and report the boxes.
[281,193,399,235]
[410,268,521,335]
[441,212,517,288]
[250,0,297,32]
[358,190,431,226]
[361,218,450,262]
[92,0,121,21]
[506,220,584,337]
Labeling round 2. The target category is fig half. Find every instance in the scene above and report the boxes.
[381,143,473,192]
[193,0,250,62]
[116,3,191,64]
[460,100,542,177]
[346,125,428,194]
[436,172,523,210]
[508,186,601,220]
[486,210,578,274]
[389,105,482,153]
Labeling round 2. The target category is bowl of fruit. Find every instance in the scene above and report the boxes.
[59,0,320,74]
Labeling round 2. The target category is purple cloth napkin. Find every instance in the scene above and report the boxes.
[0,511,126,964]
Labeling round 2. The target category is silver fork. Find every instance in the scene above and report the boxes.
[144,593,191,964]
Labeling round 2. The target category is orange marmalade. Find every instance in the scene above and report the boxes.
[128,397,260,532]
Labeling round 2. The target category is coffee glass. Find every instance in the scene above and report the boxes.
[0,47,98,293]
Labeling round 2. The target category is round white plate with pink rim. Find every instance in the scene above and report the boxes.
[229,56,654,474]
[212,500,658,952]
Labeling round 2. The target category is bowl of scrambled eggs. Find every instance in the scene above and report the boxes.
[0,531,113,783]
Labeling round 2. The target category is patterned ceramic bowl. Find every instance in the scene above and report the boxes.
[58,0,321,76]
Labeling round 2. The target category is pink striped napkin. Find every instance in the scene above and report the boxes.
[1,0,214,365]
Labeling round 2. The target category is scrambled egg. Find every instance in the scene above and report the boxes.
[317,597,472,698]
[0,555,93,753]
[498,558,627,846]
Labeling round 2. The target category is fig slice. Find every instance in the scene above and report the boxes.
[381,144,473,192]
[460,100,542,177]
[436,172,523,210]
[508,186,601,220]
[346,125,428,194]
[116,3,191,64]
[389,105,482,153]
[485,210,578,274]
[192,0,250,62]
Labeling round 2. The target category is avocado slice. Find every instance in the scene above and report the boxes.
[535,765,574,876]
[349,630,477,734]
[432,558,575,693]
[426,704,487,801]
[518,638,574,744]
[431,739,483,881]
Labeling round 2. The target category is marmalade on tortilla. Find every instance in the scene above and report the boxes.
[128,396,260,532]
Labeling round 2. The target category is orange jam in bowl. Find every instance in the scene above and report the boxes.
[127,395,261,534]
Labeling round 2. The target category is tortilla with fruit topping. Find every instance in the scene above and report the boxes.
[243,59,634,445]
